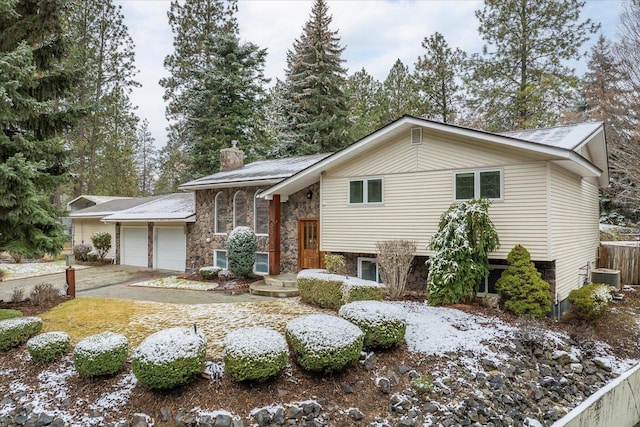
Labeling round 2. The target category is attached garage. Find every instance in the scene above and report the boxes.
[121,227,148,267]
[154,226,186,271]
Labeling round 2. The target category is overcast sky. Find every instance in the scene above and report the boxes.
[116,0,624,150]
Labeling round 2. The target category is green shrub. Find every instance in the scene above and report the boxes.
[0,309,22,321]
[73,332,128,378]
[568,283,614,321]
[223,327,289,382]
[285,314,364,373]
[91,232,112,261]
[227,227,257,277]
[0,316,43,351]
[412,373,434,393]
[297,270,383,309]
[27,331,70,363]
[132,327,207,390]
[73,244,92,262]
[324,254,345,275]
[339,301,406,349]
[344,282,383,303]
[199,266,222,279]
[495,245,551,318]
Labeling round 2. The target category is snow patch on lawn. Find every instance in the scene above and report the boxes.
[130,275,219,291]
[0,261,87,280]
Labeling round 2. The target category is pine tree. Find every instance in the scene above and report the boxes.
[0,0,78,256]
[415,32,467,123]
[468,0,599,131]
[135,120,158,196]
[282,0,350,155]
[344,68,381,141]
[375,59,422,126]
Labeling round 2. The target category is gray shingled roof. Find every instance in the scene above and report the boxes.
[103,193,195,222]
[179,153,332,190]
[501,122,602,150]
[68,195,164,218]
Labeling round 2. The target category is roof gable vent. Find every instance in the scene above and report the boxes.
[411,127,423,145]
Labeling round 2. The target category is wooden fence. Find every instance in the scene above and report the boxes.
[599,242,640,285]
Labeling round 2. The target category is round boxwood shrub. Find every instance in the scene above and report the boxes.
[132,327,207,390]
[199,266,222,280]
[0,316,42,351]
[568,283,614,320]
[223,327,289,382]
[27,331,71,363]
[339,301,406,349]
[73,332,128,378]
[285,314,364,373]
[227,226,257,277]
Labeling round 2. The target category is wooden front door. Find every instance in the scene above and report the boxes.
[298,219,320,270]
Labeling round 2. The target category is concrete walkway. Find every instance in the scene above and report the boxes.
[0,265,276,304]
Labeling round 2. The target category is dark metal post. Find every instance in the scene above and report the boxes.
[65,267,75,298]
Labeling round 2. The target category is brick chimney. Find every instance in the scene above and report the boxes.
[220,141,244,171]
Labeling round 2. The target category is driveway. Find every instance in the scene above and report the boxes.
[0,265,275,304]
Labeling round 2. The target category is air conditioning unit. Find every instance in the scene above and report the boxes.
[591,268,621,289]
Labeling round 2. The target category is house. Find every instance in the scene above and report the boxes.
[180,116,606,316]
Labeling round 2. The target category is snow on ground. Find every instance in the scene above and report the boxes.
[129,275,219,291]
[0,261,88,280]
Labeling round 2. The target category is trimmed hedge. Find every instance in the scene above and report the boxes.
[0,309,23,321]
[568,283,614,320]
[73,332,128,378]
[285,314,364,373]
[0,316,42,351]
[339,301,406,349]
[132,327,207,390]
[27,331,71,363]
[297,269,384,310]
[223,327,289,382]
[199,266,222,279]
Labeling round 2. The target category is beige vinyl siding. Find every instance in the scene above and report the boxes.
[72,219,115,250]
[549,164,600,302]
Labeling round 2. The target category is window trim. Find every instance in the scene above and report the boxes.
[233,190,251,229]
[254,190,269,236]
[453,169,503,202]
[254,251,269,275]
[214,249,227,270]
[357,257,381,283]
[348,177,384,205]
[478,264,507,295]
[214,192,227,235]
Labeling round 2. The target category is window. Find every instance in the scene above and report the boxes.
[454,170,502,201]
[254,191,269,235]
[349,178,383,204]
[255,252,269,275]
[233,191,252,228]
[214,250,227,269]
[358,257,381,282]
[478,265,507,294]
[214,192,227,234]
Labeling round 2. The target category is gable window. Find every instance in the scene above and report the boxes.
[358,257,381,283]
[233,190,252,228]
[349,178,383,204]
[214,250,227,269]
[254,191,269,235]
[454,170,502,201]
[214,192,227,234]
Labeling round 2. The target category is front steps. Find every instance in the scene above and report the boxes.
[250,274,299,298]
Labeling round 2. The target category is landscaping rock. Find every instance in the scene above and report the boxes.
[377,377,391,394]
[348,408,364,421]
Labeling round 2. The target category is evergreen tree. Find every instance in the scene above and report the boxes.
[264,79,297,157]
[468,0,599,131]
[282,0,350,155]
[375,59,422,126]
[0,0,78,256]
[344,68,381,141]
[135,119,158,196]
[415,32,467,123]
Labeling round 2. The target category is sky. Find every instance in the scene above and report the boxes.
[116,0,625,150]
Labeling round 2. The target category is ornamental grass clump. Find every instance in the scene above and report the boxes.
[73,332,128,378]
[132,326,207,390]
[339,301,406,349]
[285,314,364,373]
[223,327,289,382]
[27,331,70,363]
[0,316,42,351]
[227,227,257,277]
[568,283,614,321]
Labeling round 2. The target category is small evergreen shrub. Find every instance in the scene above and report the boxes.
[495,245,551,318]
[227,227,257,277]
[223,327,289,382]
[568,284,614,320]
[86,251,99,262]
[132,327,207,390]
[199,266,222,280]
[27,331,71,363]
[285,314,364,373]
[339,301,406,349]
[412,373,434,393]
[30,283,60,306]
[344,282,384,303]
[0,316,42,350]
[73,244,92,262]
[91,232,112,260]
[297,270,383,309]
[0,309,22,321]
[324,254,346,275]
[73,332,128,378]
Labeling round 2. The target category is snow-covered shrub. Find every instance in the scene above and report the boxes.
[132,327,207,390]
[91,232,112,261]
[199,266,222,280]
[73,332,128,378]
[223,327,289,382]
[0,316,42,351]
[227,226,257,277]
[568,284,615,321]
[285,314,364,373]
[297,269,383,310]
[344,281,384,303]
[376,240,417,299]
[427,199,500,305]
[495,245,551,318]
[324,254,346,275]
[0,309,22,321]
[339,301,406,349]
[27,331,70,363]
[73,244,92,262]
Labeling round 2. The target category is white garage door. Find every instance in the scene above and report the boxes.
[121,227,148,267]
[155,227,186,271]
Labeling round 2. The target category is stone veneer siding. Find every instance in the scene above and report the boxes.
[280,183,320,273]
